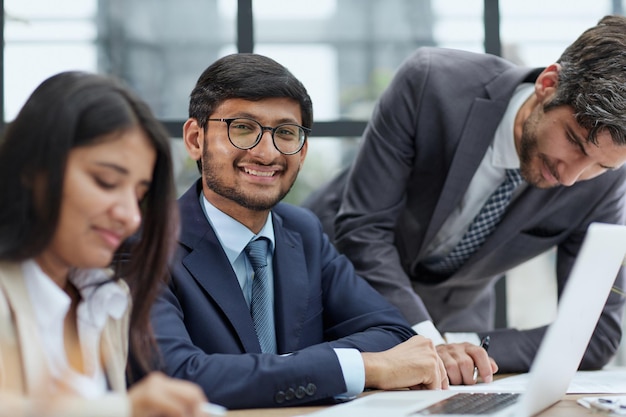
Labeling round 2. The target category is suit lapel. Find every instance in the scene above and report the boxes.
[423,97,507,250]
[178,181,261,353]
[423,66,538,259]
[270,213,309,353]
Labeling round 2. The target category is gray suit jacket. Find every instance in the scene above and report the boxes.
[303,47,626,372]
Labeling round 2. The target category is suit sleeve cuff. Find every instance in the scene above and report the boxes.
[333,348,365,399]
[443,332,481,345]
[412,320,446,345]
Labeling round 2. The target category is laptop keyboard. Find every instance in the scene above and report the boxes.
[413,392,520,415]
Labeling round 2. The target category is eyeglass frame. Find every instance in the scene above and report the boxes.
[207,117,311,155]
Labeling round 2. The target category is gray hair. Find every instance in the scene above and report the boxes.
[546,15,626,146]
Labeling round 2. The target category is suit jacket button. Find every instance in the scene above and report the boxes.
[285,388,296,401]
[295,386,306,399]
[275,390,286,404]
[305,383,317,396]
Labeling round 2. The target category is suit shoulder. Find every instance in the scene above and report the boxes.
[273,203,322,230]
[400,47,523,85]
[408,47,512,68]
[575,164,626,195]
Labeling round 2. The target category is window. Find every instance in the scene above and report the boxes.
[5,1,623,201]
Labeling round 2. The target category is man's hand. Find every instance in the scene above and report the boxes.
[361,335,449,391]
[436,342,498,385]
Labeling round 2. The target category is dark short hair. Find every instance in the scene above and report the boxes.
[188,53,313,172]
[548,15,626,146]
[0,71,179,372]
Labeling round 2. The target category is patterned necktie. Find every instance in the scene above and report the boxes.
[427,169,524,275]
[244,237,277,354]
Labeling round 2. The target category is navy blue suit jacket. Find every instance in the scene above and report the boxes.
[151,180,415,409]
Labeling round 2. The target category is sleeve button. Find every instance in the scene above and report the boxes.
[275,390,286,404]
[305,383,317,396]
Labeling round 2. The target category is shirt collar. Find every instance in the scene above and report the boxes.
[200,193,276,264]
[492,83,534,170]
[22,259,129,331]
[72,267,128,327]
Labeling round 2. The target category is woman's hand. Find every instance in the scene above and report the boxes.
[128,372,208,417]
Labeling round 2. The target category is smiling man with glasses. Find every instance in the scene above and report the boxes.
[140,53,451,410]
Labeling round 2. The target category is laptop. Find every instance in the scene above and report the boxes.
[307,222,626,417]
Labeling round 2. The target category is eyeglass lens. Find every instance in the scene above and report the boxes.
[228,118,305,154]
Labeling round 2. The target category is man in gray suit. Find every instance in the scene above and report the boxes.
[304,15,626,382]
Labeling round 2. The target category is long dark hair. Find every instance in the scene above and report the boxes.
[0,71,179,372]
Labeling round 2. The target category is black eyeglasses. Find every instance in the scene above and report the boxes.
[208,117,310,155]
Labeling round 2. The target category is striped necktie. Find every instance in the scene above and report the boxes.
[244,237,277,353]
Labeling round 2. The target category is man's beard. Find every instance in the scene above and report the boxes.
[201,146,295,211]
[518,124,537,185]
[517,108,558,189]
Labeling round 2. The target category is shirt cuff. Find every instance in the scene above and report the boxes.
[412,321,446,345]
[333,348,365,399]
[443,332,481,346]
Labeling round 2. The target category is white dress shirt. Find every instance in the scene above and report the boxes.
[22,260,128,398]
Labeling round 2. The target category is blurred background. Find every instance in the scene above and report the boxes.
[3,0,625,364]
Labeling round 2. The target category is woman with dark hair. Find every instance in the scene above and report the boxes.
[0,71,208,417]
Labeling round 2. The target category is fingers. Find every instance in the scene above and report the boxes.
[415,351,449,390]
[363,335,448,391]
[436,344,462,384]
[439,355,450,390]
[490,357,499,375]
[473,355,497,384]
[419,342,449,390]
[405,336,448,390]
[129,372,208,417]
[436,343,496,385]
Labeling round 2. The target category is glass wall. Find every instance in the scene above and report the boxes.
[499,0,618,67]
[4,0,479,201]
[5,0,621,202]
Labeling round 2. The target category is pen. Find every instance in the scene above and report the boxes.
[473,335,491,381]
[201,402,228,416]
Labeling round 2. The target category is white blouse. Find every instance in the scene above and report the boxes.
[21,260,128,398]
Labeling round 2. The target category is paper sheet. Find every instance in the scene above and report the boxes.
[449,368,626,394]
